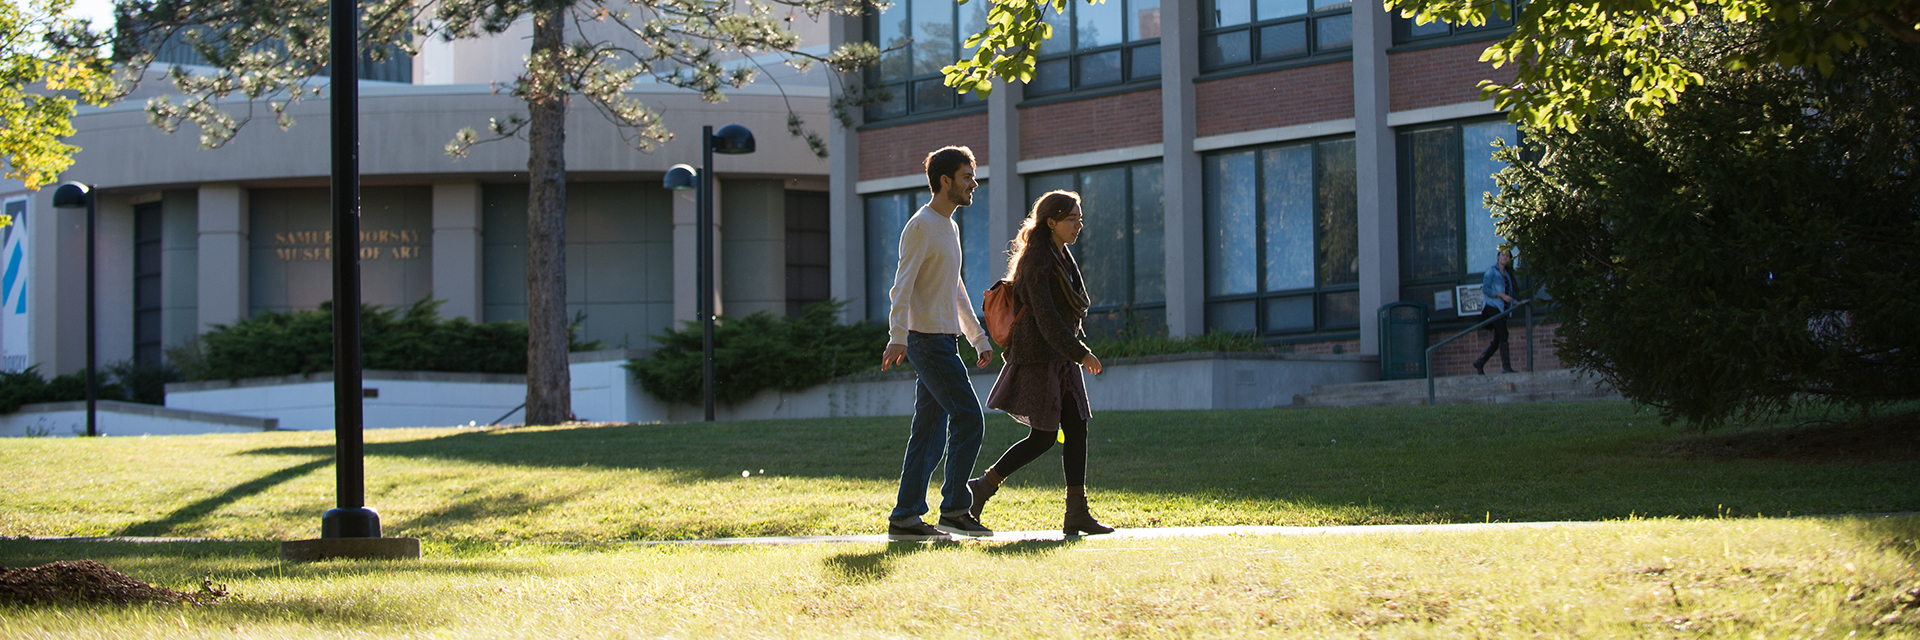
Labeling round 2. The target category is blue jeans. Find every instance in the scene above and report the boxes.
[889,331,984,523]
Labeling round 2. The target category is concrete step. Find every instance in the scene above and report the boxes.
[1292,369,1622,408]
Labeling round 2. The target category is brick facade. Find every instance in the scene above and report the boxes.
[1423,321,1565,377]
[857,113,991,182]
[1195,61,1355,139]
[1387,41,1518,113]
[1018,88,1164,161]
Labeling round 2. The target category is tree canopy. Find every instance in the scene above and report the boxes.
[1390,0,1920,130]
[114,0,879,155]
[0,0,113,193]
[940,0,1920,131]
[1491,20,1918,427]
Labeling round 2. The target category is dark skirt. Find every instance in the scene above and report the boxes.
[985,361,1091,431]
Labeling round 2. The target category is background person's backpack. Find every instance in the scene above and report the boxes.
[982,280,1024,347]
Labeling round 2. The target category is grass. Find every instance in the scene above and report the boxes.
[0,517,1915,637]
[0,402,1914,542]
[1,402,1916,637]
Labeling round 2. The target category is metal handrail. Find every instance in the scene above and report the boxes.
[1425,297,1534,406]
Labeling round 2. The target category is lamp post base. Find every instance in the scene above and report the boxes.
[281,537,421,562]
[321,507,382,538]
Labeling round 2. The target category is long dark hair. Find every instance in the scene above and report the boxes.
[1004,190,1080,282]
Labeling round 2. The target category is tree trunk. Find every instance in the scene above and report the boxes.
[523,4,571,425]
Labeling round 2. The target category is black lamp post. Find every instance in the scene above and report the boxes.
[322,0,377,540]
[51,182,96,438]
[662,124,753,422]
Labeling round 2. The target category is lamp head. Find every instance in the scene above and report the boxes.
[663,164,699,190]
[711,124,755,155]
[52,182,92,209]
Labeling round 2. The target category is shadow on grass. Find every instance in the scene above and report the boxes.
[388,489,586,537]
[822,541,949,585]
[220,404,1920,529]
[1835,514,1920,564]
[822,538,1080,585]
[115,457,333,538]
[0,539,563,581]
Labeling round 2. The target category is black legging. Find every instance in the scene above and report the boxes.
[1476,307,1511,369]
[987,393,1087,485]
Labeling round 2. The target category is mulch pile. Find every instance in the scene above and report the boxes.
[1656,412,1920,463]
[0,560,226,606]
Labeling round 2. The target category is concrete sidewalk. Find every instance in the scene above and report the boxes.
[20,514,1909,548]
[623,520,1608,546]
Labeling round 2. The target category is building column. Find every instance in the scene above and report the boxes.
[987,77,1024,277]
[672,178,724,325]
[827,11,867,323]
[1353,0,1398,356]
[196,184,248,332]
[1161,0,1206,337]
[431,181,484,321]
[93,195,135,366]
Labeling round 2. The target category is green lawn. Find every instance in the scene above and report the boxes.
[0,401,1913,541]
[2,401,1917,637]
[1,517,1916,637]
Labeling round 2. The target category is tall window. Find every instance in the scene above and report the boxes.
[785,191,831,317]
[1026,0,1162,98]
[866,0,987,121]
[1398,118,1519,322]
[1026,161,1165,336]
[1204,137,1359,336]
[1393,1,1520,44]
[1201,0,1353,72]
[864,185,993,322]
[133,202,164,365]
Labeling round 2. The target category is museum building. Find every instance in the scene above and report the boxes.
[1,17,838,379]
[3,0,1561,384]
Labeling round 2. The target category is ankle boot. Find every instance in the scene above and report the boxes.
[1062,485,1115,535]
[968,471,1004,520]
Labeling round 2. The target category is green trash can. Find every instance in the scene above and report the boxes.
[1378,302,1428,380]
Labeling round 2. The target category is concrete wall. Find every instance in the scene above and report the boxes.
[719,179,787,318]
[1,400,276,437]
[59,86,832,191]
[166,370,530,431]
[152,351,1379,429]
[481,182,676,348]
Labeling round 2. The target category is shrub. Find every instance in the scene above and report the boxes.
[627,301,889,406]
[180,299,604,381]
[101,359,183,406]
[0,367,123,414]
[1493,22,1920,428]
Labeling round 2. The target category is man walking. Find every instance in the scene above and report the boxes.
[882,145,995,539]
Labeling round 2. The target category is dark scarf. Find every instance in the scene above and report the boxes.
[1050,244,1091,319]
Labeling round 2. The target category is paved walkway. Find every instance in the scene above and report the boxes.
[20,514,1909,548]
[628,521,1606,546]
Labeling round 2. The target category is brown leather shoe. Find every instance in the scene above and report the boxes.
[967,477,997,520]
[1063,486,1115,536]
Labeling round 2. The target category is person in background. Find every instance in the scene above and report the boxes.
[1475,247,1519,375]
[969,190,1114,536]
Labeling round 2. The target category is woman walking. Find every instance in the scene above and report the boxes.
[1474,247,1519,375]
[968,190,1114,536]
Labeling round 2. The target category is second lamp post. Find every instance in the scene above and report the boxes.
[664,123,754,421]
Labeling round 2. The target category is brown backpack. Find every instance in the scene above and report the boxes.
[981,279,1025,347]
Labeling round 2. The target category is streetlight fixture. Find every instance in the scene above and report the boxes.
[51,181,96,438]
[661,124,754,421]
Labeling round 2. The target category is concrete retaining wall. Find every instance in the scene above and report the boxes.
[151,350,1379,429]
[1,400,277,437]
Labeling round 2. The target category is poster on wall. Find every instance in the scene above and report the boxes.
[1,196,28,373]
